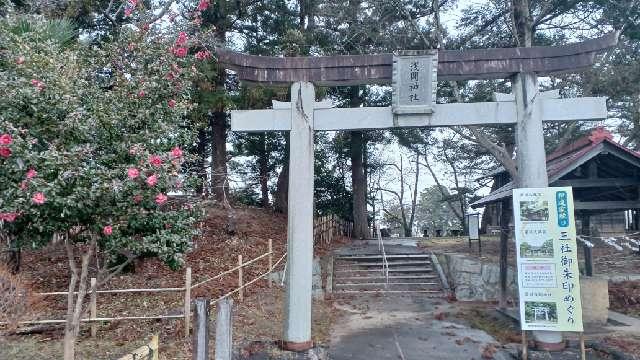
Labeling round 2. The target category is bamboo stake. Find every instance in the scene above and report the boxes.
[238,255,244,302]
[522,330,528,360]
[90,277,97,337]
[268,240,273,288]
[184,267,192,338]
[580,332,586,360]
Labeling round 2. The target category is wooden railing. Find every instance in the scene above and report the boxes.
[314,215,353,245]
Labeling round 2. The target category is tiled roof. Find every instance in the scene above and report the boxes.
[471,128,640,207]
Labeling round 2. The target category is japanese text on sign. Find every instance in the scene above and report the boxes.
[513,187,583,332]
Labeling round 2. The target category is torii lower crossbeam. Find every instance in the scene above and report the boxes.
[231,97,606,132]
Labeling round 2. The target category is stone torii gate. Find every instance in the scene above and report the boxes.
[220,32,618,351]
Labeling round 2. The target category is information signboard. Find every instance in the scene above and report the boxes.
[512,187,583,332]
[467,213,480,241]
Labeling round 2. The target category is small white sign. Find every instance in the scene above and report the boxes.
[468,214,480,240]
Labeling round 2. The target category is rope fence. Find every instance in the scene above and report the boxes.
[5,239,286,338]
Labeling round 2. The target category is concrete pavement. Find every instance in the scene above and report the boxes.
[329,294,512,360]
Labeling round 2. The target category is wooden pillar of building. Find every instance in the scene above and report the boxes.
[499,198,512,308]
[580,213,593,276]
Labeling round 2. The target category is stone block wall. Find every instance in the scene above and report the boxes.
[437,253,518,302]
[268,257,324,299]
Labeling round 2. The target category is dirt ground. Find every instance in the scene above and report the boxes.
[0,205,347,359]
[456,304,640,359]
[0,287,337,360]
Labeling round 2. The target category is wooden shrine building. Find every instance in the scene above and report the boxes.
[471,128,640,274]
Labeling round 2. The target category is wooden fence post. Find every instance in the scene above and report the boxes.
[90,277,97,337]
[184,267,192,338]
[268,239,273,288]
[238,255,243,302]
[192,298,210,360]
[214,299,233,360]
[150,334,159,360]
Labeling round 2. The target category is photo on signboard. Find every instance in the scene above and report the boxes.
[519,238,554,259]
[519,200,549,222]
[524,301,558,324]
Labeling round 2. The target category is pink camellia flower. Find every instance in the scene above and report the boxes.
[195,50,212,61]
[138,90,145,98]
[30,79,45,91]
[0,212,18,222]
[19,181,28,190]
[168,99,177,108]
[26,168,37,179]
[16,56,25,65]
[32,192,46,205]
[133,194,143,203]
[0,134,12,145]
[103,225,113,236]
[146,174,158,187]
[124,7,133,17]
[197,0,209,11]
[176,32,188,46]
[170,147,183,158]
[149,155,163,167]
[0,147,11,158]
[155,193,168,205]
[129,0,138,6]
[166,71,176,80]
[127,167,140,179]
[172,47,188,58]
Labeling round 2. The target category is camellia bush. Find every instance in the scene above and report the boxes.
[0,13,208,359]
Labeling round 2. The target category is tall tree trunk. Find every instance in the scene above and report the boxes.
[210,24,229,205]
[195,128,208,196]
[351,130,369,239]
[7,239,20,273]
[408,152,420,236]
[274,137,290,213]
[258,134,269,208]
[63,240,93,360]
[350,86,369,239]
[211,109,228,205]
[511,0,533,47]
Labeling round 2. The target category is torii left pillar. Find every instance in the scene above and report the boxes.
[283,81,315,351]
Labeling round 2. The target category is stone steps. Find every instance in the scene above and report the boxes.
[333,252,445,295]
[334,267,434,273]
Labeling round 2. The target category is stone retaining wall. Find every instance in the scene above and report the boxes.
[268,257,324,299]
[436,253,518,302]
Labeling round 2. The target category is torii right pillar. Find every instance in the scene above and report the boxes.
[513,72,565,349]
